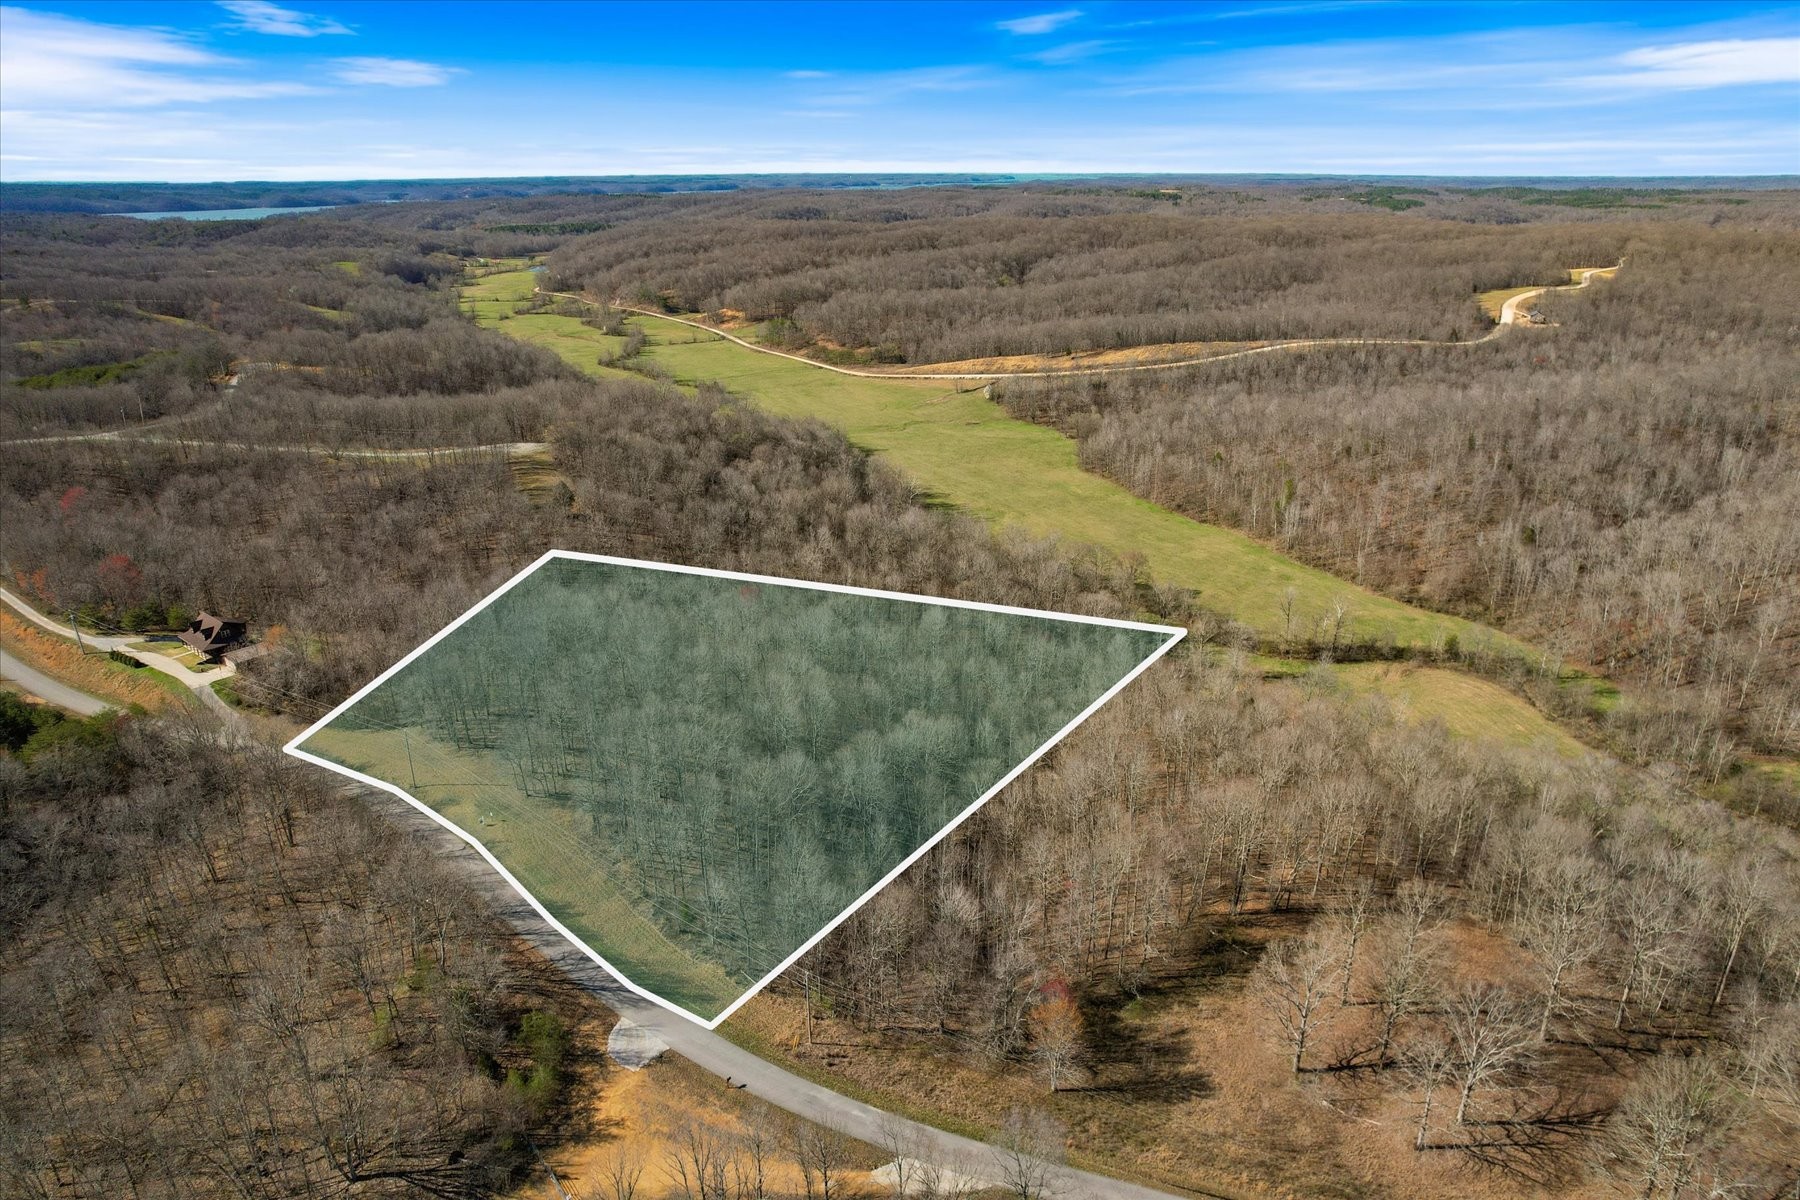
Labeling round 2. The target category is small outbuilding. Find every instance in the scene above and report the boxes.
[178,612,248,661]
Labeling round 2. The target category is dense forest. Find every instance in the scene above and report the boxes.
[313,557,1170,1007]
[525,186,1800,776]
[2,184,1797,1198]
[996,225,1799,762]
[0,709,586,1197]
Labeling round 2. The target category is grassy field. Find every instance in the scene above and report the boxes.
[1476,265,1618,321]
[127,638,219,673]
[466,268,1521,652]
[460,268,638,381]
[1475,284,1541,321]
[1335,662,1588,757]
[303,725,746,1018]
[636,307,1528,651]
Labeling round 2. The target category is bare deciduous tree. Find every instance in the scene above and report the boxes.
[1520,853,1605,1040]
[1445,984,1537,1126]
[1249,929,1343,1073]
[1604,1056,1739,1200]
[990,1107,1065,1200]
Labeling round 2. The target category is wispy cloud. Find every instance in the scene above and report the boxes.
[796,65,992,108]
[785,69,832,79]
[1586,38,1800,90]
[1027,40,1115,65]
[0,6,313,107]
[218,1,351,37]
[332,56,461,87]
[997,9,1082,36]
[1103,29,1800,101]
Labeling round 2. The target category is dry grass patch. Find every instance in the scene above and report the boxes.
[0,612,192,711]
[1336,663,1588,757]
[514,1041,883,1200]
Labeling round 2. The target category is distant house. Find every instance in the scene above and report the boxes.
[178,612,248,660]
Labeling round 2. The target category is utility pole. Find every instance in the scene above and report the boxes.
[68,613,87,654]
[402,729,419,792]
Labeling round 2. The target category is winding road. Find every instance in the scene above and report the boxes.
[1,264,1618,1197]
[0,587,237,720]
[362,784,1209,1199]
[557,261,1619,382]
[0,580,1201,1197]
[1,429,548,460]
[0,649,109,715]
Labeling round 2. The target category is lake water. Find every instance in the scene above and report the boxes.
[119,205,336,221]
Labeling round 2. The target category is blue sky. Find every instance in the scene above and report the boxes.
[1,1,1796,181]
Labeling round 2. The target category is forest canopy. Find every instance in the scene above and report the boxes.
[299,555,1177,1020]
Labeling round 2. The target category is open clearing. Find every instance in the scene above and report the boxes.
[1335,662,1589,756]
[459,266,639,380]
[301,723,747,1017]
[470,267,1525,655]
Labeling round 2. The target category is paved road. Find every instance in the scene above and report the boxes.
[0,430,548,460]
[549,261,1619,383]
[0,649,110,715]
[0,586,238,720]
[0,581,1197,1196]
[359,785,1208,1200]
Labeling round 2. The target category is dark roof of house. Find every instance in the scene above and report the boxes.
[178,611,247,656]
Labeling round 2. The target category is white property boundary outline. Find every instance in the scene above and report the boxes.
[285,549,1186,1029]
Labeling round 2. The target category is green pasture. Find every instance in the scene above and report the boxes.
[466,266,1520,650]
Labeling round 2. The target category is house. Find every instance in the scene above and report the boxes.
[178,612,248,660]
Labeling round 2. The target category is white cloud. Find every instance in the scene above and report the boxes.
[1027,39,1114,65]
[218,1,351,37]
[332,56,461,86]
[0,6,313,107]
[785,69,832,79]
[803,65,992,108]
[997,9,1082,35]
[1589,38,1800,90]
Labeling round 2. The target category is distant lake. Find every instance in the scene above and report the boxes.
[119,205,337,221]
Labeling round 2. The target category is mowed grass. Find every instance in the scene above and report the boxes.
[628,307,1522,652]
[467,268,1522,651]
[1336,662,1588,757]
[1475,284,1541,321]
[302,725,746,1018]
[461,268,638,381]
[1476,265,1619,320]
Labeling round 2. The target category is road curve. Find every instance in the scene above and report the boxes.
[0,581,1198,1197]
[543,261,1618,383]
[361,785,1208,1200]
[0,649,111,715]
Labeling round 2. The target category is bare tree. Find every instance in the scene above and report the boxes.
[1445,984,1537,1126]
[877,1115,925,1198]
[662,1114,732,1200]
[1520,853,1605,1040]
[788,1119,855,1200]
[1026,993,1086,1093]
[1604,1055,1739,1200]
[1610,876,1694,1031]
[990,1107,1065,1200]
[1337,878,1377,1005]
[1248,929,1343,1073]
[732,1104,778,1200]
[1369,919,1440,1064]
[1705,855,1774,1014]
[589,1141,647,1200]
